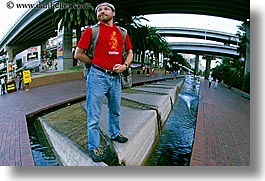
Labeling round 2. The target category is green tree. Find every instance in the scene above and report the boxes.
[52,1,170,69]
[211,22,250,93]
[212,57,245,91]
[53,0,96,44]
[168,53,191,71]
[128,25,170,65]
[236,22,249,60]
[236,21,250,93]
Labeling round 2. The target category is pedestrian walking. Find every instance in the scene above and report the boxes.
[18,72,23,90]
[208,75,213,88]
[173,70,177,79]
[142,65,146,75]
[215,78,219,89]
[54,59,58,70]
[151,68,155,77]
[74,2,133,163]
[0,77,6,95]
[146,66,150,77]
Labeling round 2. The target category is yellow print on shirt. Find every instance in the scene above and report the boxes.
[109,31,118,51]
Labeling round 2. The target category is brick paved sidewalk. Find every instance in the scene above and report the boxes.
[0,73,173,166]
[1,74,249,166]
[190,79,250,166]
[0,79,87,166]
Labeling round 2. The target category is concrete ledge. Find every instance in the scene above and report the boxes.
[133,87,175,102]
[122,93,171,127]
[40,119,107,166]
[39,78,185,166]
[30,71,83,88]
[99,105,158,165]
[132,86,177,106]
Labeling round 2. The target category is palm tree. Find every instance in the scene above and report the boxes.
[129,25,170,65]
[52,1,170,68]
[113,13,170,66]
[236,21,250,92]
[236,22,249,60]
[53,0,96,44]
[212,57,245,91]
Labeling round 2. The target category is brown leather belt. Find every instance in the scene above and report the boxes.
[92,64,119,76]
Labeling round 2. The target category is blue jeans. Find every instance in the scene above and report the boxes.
[86,66,122,150]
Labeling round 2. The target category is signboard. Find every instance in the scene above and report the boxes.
[7,80,17,93]
[23,70,31,84]
[57,35,63,58]
[27,52,38,60]
[27,46,38,54]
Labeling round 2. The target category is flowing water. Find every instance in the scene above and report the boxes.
[27,75,200,166]
[145,75,200,166]
[27,117,61,166]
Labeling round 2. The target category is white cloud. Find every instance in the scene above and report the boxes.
[142,13,242,34]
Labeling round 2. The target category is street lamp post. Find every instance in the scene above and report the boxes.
[204,23,209,42]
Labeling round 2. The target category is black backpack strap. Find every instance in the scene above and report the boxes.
[117,26,127,63]
[86,23,100,58]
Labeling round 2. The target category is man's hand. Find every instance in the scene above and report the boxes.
[112,64,126,74]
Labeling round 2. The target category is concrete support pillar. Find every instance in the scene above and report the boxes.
[194,54,199,76]
[57,28,73,71]
[6,46,15,80]
[40,42,47,72]
[6,46,14,62]
[204,57,211,79]
[41,42,47,52]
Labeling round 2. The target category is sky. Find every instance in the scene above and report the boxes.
[142,13,242,34]
[0,0,243,41]
[0,0,37,40]
[142,13,242,43]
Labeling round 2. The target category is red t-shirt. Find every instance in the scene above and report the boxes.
[77,23,133,70]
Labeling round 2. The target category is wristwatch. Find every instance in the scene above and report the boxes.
[124,63,129,70]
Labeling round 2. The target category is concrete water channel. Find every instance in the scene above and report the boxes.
[28,76,200,166]
[146,75,200,165]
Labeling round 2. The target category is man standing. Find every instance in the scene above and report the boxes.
[0,77,6,95]
[18,72,23,90]
[74,2,133,162]
[208,75,213,88]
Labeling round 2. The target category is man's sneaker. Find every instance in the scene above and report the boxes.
[89,148,105,162]
[111,133,128,143]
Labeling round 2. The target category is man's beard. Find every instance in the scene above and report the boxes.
[98,14,113,23]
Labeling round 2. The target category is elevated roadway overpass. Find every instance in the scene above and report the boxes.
[0,0,249,55]
[111,0,249,22]
[0,0,249,78]
[157,27,239,45]
[0,0,55,56]
[167,42,239,78]
[168,42,239,57]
